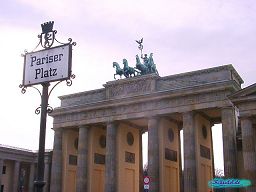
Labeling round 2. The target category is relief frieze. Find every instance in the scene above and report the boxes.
[108,80,152,98]
[54,90,228,124]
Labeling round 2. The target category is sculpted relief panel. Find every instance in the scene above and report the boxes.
[108,79,152,98]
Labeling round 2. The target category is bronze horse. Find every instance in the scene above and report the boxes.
[148,53,159,75]
[123,59,140,78]
[135,55,148,75]
[113,62,124,79]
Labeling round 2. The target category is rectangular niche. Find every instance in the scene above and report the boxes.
[69,155,77,165]
[125,151,135,164]
[94,153,105,165]
[200,145,211,160]
[165,148,177,162]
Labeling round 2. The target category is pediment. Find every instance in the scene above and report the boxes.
[229,83,256,100]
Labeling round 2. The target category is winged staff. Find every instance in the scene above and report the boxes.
[136,38,143,56]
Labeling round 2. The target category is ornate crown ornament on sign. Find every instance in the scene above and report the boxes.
[113,38,159,79]
[40,21,56,49]
[41,21,54,33]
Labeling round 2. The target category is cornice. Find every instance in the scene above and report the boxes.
[51,80,237,117]
[160,64,243,84]
[59,88,105,100]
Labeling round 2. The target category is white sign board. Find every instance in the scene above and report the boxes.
[23,44,72,86]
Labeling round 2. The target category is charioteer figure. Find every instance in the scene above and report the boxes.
[142,54,149,67]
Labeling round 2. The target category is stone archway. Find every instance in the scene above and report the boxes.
[50,65,243,192]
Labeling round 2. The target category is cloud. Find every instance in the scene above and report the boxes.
[1,0,256,84]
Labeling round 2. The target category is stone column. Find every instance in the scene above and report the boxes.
[76,126,89,192]
[50,129,63,192]
[105,122,118,192]
[222,107,237,192]
[183,111,197,192]
[0,159,4,186]
[241,117,256,191]
[29,163,35,192]
[178,128,183,192]
[139,130,143,192]
[148,117,160,192]
[13,161,20,192]
[210,125,215,178]
[221,107,237,178]
[44,161,50,192]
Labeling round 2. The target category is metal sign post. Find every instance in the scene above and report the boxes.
[34,82,49,191]
[19,21,76,192]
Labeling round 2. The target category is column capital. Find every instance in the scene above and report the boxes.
[182,111,196,119]
[14,160,21,164]
[106,121,119,127]
[183,110,195,114]
[147,117,160,131]
[239,115,254,121]
[78,125,90,129]
[147,115,160,119]
[221,106,238,113]
[183,111,195,127]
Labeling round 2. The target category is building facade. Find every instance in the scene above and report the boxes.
[48,64,256,192]
[3,64,254,192]
[229,83,256,192]
[0,145,52,192]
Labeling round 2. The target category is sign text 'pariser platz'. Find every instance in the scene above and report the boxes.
[23,44,72,86]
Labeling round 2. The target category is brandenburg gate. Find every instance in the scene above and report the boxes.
[49,61,249,191]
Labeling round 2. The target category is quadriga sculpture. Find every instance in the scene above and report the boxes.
[113,53,158,79]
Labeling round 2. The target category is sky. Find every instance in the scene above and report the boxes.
[0,0,256,171]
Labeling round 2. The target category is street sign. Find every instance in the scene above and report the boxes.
[144,176,150,190]
[23,44,72,86]
[144,184,149,189]
[20,21,76,192]
[144,176,150,184]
